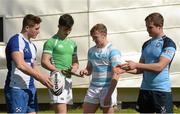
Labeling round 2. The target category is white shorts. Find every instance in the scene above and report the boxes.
[49,77,73,104]
[84,86,117,107]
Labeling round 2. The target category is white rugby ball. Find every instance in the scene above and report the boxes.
[50,71,65,96]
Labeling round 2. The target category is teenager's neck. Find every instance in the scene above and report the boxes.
[157,30,165,37]
[96,40,109,48]
[56,31,65,40]
[21,31,30,41]
[158,29,165,37]
[153,31,165,38]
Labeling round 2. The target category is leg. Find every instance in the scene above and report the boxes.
[27,112,36,114]
[53,103,67,113]
[49,78,73,114]
[5,87,29,113]
[102,107,114,114]
[100,88,116,113]
[83,102,99,113]
[27,88,38,113]
[136,90,155,113]
[153,91,173,113]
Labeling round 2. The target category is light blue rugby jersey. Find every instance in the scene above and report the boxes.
[140,36,176,92]
[5,33,37,89]
[88,42,121,88]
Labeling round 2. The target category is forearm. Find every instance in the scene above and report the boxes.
[71,63,79,70]
[41,53,57,72]
[136,62,165,72]
[12,52,43,81]
[17,62,42,81]
[125,58,168,73]
[71,55,79,71]
[12,52,52,88]
[41,61,57,72]
[86,62,92,75]
[106,74,120,97]
[127,69,143,74]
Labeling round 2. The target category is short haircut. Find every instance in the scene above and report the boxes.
[90,23,107,36]
[145,12,164,27]
[58,14,74,28]
[22,14,41,28]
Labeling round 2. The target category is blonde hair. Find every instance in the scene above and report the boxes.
[90,23,107,36]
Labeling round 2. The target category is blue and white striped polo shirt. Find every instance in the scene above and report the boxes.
[5,33,36,89]
[88,42,121,88]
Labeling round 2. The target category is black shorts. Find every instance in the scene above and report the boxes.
[135,90,173,113]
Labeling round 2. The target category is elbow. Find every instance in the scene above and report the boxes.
[112,74,120,81]
[155,69,162,72]
[154,66,164,72]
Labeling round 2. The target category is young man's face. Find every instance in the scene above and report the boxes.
[27,24,40,39]
[59,26,72,39]
[91,31,106,47]
[146,22,162,37]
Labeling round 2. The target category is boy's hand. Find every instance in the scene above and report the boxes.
[79,69,89,76]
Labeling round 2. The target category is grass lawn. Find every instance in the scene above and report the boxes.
[56,107,180,113]
[35,107,180,114]
[0,105,180,113]
[40,108,138,113]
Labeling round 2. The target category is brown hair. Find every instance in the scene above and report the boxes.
[90,23,107,36]
[145,12,164,27]
[58,14,74,28]
[22,14,42,28]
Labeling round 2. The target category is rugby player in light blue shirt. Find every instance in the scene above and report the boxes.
[80,23,125,113]
[119,12,176,113]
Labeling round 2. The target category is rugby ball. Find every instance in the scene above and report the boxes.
[50,71,65,96]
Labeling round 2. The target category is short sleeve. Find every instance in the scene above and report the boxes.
[161,47,176,60]
[43,39,55,55]
[161,38,176,60]
[72,41,77,57]
[140,49,145,60]
[110,48,122,67]
[8,36,25,53]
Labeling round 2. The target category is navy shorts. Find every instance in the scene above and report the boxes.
[135,90,173,113]
[4,87,38,113]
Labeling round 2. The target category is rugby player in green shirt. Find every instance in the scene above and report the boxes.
[41,14,79,114]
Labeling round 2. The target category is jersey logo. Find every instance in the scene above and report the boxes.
[164,49,174,56]
[24,48,29,53]
[15,107,22,112]
[160,106,166,113]
[156,42,162,47]
[58,44,64,48]
[70,45,74,50]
